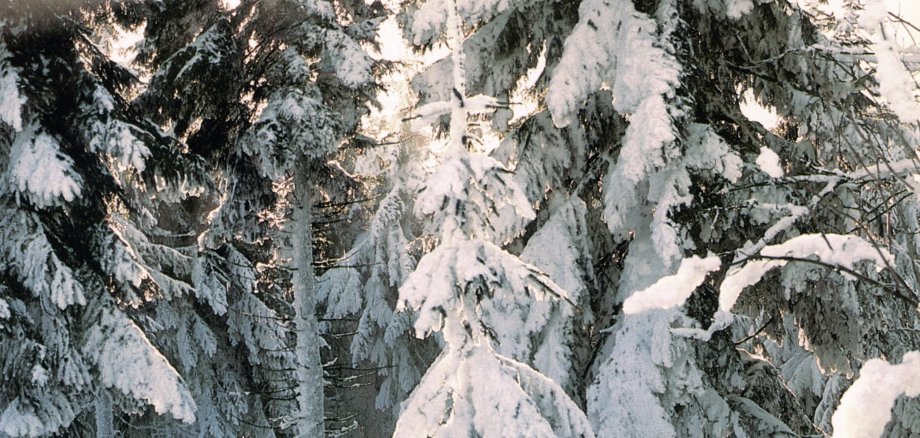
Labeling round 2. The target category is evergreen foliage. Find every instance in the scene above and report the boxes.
[3,0,920,436]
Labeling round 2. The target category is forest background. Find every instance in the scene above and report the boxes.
[3,0,920,437]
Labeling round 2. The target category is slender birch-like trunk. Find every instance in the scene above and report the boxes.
[95,390,114,438]
[291,154,324,437]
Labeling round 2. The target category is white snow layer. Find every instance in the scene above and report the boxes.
[831,351,920,438]
[0,207,87,309]
[725,0,755,18]
[547,0,688,268]
[0,44,24,132]
[242,90,336,178]
[623,255,721,314]
[719,234,893,312]
[0,399,45,437]
[415,154,534,242]
[874,39,920,123]
[410,0,517,45]
[410,94,498,132]
[326,29,374,87]
[859,0,920,123]
[684,124,744,182]
[587,228,679,437]
[86,87,151,171]
[393,345,596,437]
[316,267,363,319]
[9,127,82,207]
[547,0,680,127]
[755,146,784,178]
[84,307,197,423]
[520,199,591,391]
[398,238,567,340]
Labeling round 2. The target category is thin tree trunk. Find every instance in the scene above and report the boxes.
[95,390,115,438]
[291,154,324,437]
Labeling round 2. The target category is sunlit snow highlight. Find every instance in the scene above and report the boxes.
[10,128,82,207]
[719,234,893,313]
[832,352,920,438]
[756,147,784,178]
[740,90,779,130]
[623,255,721,314]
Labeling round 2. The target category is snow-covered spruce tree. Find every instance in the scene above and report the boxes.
[698,3,920,436]
[234,1,382,434]
[113,2,290,435]
[388,2,594,436]
[324,5,613,435]
[315,112,440,433]
[134,0,383,435]
[400,0,630,412]
[548,0,920,436]
[0,2,208,436]
[400,1,747,433]
[392,0,920,436]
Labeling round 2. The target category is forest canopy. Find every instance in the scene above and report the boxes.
[2,0,920,437]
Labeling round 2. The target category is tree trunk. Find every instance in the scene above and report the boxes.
[291,154,324,437]
[95,390,115,438]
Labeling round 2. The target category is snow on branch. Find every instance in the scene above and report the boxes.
[393,344,595,437]
[322,28,374,87]
[409,0,521,46]
[547,0,680,127]
[397,238,569,340]
[719,234,894,313]
[191,254,231,316]
[415,154,534,242]
[844,158,920,181]
[408,94,499,132]
[8,126,82,208]
[0,42,25,132]
[316,267,363,319]
[84,301,197,423]
[755,147,784,178]
[83,85,151,171]
[623,255,721,314]
[831,352,920,438]
[240,89,338,179]
[859,1,920,124]
[548,0,689,267]
[0,205,87,309]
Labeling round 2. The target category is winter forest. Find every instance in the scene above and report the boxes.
[6,0,920,436]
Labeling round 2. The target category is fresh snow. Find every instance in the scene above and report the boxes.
[395,3,594,434]
[860,0,920,123]
[414,153,535,243]
[0,206,87,309]
[316,267,363,319]
[755,147,784,178]
[520,199,592,390]
[846,157,920,180]
[719,234,894,312]
[0,399,45,437]
[832,352,920,438]
[84,305,197,423]
[9,128,82,207]
[8,0,920,436]
[623,255,721,314]
[547,0,680,127]
[398,238,568,340]
[393,344,596,438]
[0,44,24,132]
[325,29,374,87]
[410,0,518,45]
[725,0,755,18]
